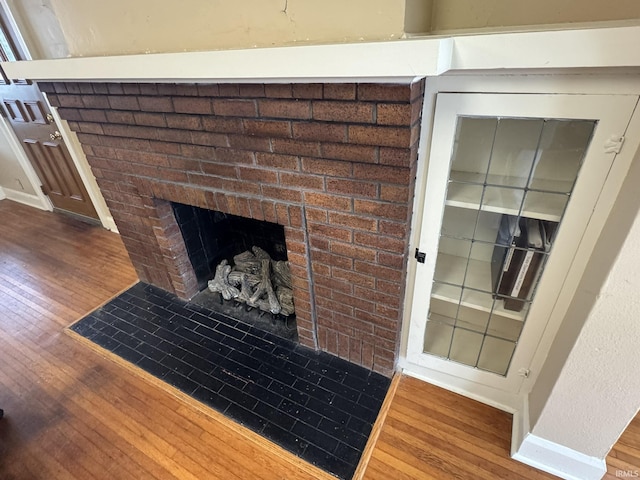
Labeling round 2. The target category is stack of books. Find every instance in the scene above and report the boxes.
[491,215,557,312]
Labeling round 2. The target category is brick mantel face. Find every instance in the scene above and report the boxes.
[41,80,425,376]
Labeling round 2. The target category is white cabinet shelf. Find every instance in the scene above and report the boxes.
[446,171,569,222]
[449,171,574,193]
[432,253,526,321]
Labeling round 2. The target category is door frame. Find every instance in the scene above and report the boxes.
[398,72,640,412]
[0,1,117,231]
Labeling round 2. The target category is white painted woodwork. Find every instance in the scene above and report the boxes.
[404,92,638,407]
[3,26,640,83]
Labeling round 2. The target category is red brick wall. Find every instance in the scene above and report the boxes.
[40,81,425,376]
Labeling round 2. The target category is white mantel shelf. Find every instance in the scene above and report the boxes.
[3,25,640,83]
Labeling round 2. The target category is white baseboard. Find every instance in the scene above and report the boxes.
[102,215,118,233]
[513,432,607,480]
[400,365,520,413]
[2,187,50,210]
[511,395,530,457]
[0,186,6,200]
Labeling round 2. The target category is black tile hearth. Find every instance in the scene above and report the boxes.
[70,282,390,479]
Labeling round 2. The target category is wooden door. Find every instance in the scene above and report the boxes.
[404,92,638,409]
[0,16,98,220]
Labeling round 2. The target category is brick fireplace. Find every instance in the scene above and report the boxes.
[40,81,425,376]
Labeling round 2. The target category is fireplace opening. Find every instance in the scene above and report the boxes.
[171,201,297,341]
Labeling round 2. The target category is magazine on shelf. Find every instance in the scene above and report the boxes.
[492,215,556,312]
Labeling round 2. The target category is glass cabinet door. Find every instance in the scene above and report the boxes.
[424,116,596,376]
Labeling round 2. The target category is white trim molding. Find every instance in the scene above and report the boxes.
[2,38,450,83]
[3,25,640,83]
[44,96,118,232]
[513,433,607,480]
[0,186,6,200]
[2,187,49,210]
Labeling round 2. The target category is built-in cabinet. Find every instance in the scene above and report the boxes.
[405,92,638,406]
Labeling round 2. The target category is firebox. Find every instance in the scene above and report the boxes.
[172,201,297,340]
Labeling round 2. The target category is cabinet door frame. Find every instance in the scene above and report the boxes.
[404,91,638,408]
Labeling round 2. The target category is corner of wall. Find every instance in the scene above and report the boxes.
[403,0,434,35]
[528,137,640,427]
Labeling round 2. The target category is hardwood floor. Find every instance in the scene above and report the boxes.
[364,376,559,480]
[604,414,640,479]
[1,199,635,479]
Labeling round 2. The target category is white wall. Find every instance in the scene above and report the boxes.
[0,134,36,196]
[44,0,406,58]
[430,0,640,33]
[4,0,68,59]
[528,143,640,458]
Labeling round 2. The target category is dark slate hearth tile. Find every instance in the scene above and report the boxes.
[303,444,353,479]
[96,322,118,337]
[252,345,286,367]
[224,403,267,433]
[200,337,233,357]
[282,362,323,384]
[181,351,217,373]
[218,334,254,356]
[113,319,140,335]
[268,380,311,406]
[305,358,347,383]
[203,347,230,366]
[261,422,308,456]
[71,281,390,480]
[279,399,322,429]
[293,378,335,404]
[160,354,195,377]
[347,415,373,438]
[239,336,268,353]
[194,323,225,343]
[188,369,224,393]
[258,361,297,386]
[210,366,249,391]
[110,297,136,312]
[135,341,168,361]
[219,384,259,411]
[92,333,120,351]
[292,423,342,466]
[71,318,95,336]
[253,400,296,431]
[318,375,361,402]
[334,442,364,473]
[113,343,145,364]
[243,382,283,408]
[359,390,388,412]
[113,329,142,349]
[366,374,391,395]
[191,386,231,412]
[136,356,170,378]
[163,370,199,395]
[306,396,350,426]
[164,301,193,316]
[133,330,164,346]
[226,348,263,372]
